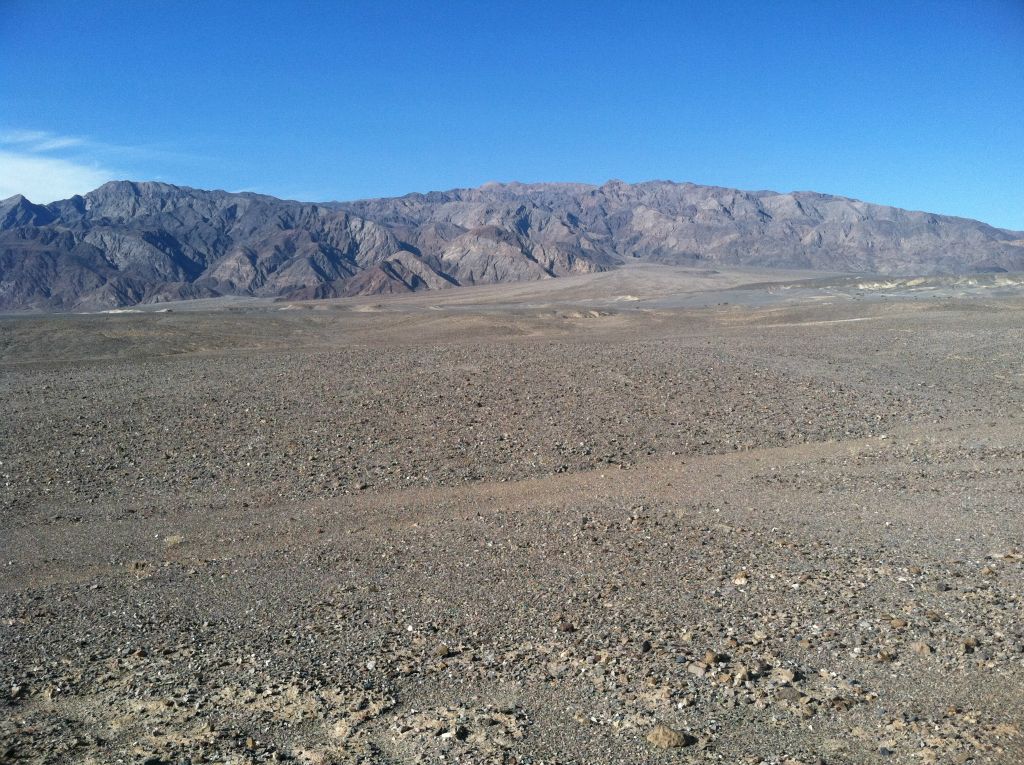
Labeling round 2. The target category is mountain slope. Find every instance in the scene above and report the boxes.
[1,179,1021,310]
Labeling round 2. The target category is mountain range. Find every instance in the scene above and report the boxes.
[1,179,1022,311]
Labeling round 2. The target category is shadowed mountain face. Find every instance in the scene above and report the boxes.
[1,179,1022,310]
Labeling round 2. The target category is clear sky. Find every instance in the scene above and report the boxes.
[2,0,1022,229]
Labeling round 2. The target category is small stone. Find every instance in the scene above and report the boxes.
[646,723,695,749]
[771,667,796,684]
[959,638,978,654]
[776,686,803,703]
[687,662,707,677]
[749,660,770,676]
[704,650,726,664]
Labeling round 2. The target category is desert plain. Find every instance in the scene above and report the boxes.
[2,265,1022,764]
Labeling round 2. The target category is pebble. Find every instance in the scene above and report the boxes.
[646,723,695,749]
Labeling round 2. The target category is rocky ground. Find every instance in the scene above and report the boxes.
[1,279,1022,764]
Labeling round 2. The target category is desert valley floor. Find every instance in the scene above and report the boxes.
[1,266,1022,765]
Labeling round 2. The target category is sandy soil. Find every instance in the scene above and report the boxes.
[2,268,1023,764]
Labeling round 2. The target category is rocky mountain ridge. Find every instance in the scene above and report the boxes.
[1,179,1022,310]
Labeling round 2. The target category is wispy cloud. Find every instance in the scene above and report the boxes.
[0,130,52,145]
[1,129,87,153]
[0,129,119,202]
[0,151,117,203]
[35,136,88,152]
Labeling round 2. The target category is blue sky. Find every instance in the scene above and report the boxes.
[2,0,1022,229]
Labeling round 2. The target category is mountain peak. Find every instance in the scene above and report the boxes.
[0,193,55,228]
[88,180,187,197]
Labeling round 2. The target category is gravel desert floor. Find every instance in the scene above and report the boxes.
[2,267,1023,765]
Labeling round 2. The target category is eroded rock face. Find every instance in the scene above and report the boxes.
[2,178,1022,310]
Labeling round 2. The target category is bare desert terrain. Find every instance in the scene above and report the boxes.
[2,265,1023,764]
